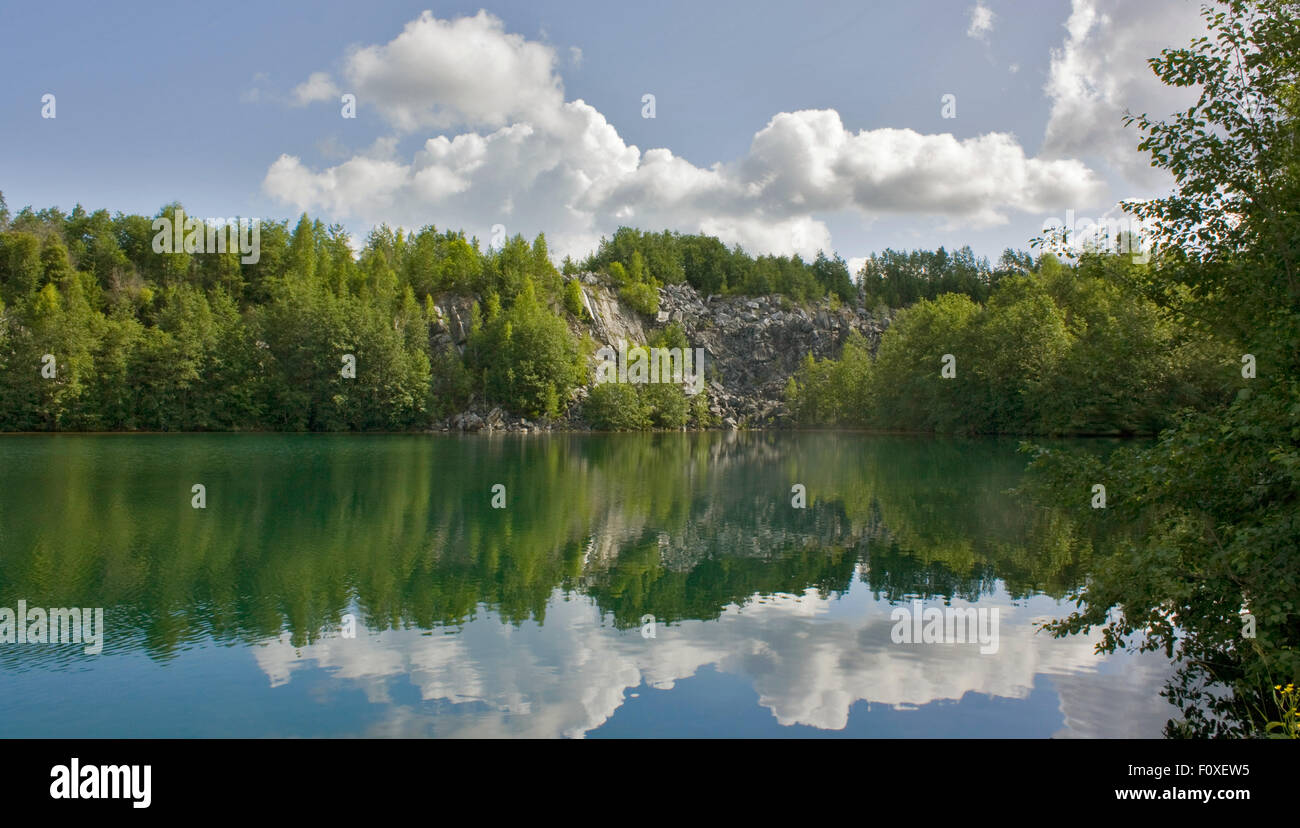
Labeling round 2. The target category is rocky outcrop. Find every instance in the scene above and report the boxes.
[578,273,648,347]
[427,294,476,354]
[447,405,573,434]
[430,276,891,431]
[652,282,889,427]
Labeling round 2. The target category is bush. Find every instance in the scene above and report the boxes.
[583,381,650,430]
[784,332,872,426]
[642,381,688,428]
[471,278,583,418]
[619,280,660,316]
[870,293,980,432]
[563,278,588,320]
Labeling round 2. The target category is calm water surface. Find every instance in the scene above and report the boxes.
[0,432,1175,737]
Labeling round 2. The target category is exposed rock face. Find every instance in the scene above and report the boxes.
[653,282,889,427]
[430,276,891,431]
[580,280,648,347]
[427,294,476,354]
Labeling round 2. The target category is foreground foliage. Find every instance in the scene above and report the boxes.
[1026,0,1300,737]
[786,0,1300,737]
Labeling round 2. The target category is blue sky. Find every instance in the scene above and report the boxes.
[0,0,1211,269]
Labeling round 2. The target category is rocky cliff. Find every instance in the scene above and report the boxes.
[430,275,891,431]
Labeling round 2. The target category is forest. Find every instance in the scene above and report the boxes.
[0,188,1026,432]
[785,248,1238,436]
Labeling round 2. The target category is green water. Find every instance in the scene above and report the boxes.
[0,432,1174,737]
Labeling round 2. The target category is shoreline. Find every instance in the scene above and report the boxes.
[0,427,1156,438]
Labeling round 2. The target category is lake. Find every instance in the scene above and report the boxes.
[0,432,1176,737]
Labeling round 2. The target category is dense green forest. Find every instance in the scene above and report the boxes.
[857,246,1032,308]
[578,225,857,304]
[0,186,1034,432]
[785,248,1238,435]
[0,202,747,430]
[579,225,1034,308]
[0,201,580,429]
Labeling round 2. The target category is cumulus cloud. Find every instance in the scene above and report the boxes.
[291,71,340,106]
[267,10,1106,260]
[737,111,1102,221]
[312,10,565,131]
[967,2,995,39]
[1042,0,1208,185]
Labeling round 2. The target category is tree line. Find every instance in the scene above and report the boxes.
[785,249,1237,435]
[0,203,592,429]
[0,193,1034,432]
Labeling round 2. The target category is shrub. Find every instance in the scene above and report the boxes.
[619,280,660,316]
[563,278,588,320]
[642,381,688,428]
[472,278,583,418]
[583,381,650,430]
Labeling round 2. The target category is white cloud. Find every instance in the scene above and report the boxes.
[967,2,995,39]
[1042,0,1208,185]
[322,10,564,131]
[267,10,1106,260]
[291,71,340,106]
[736,111,1103,222]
